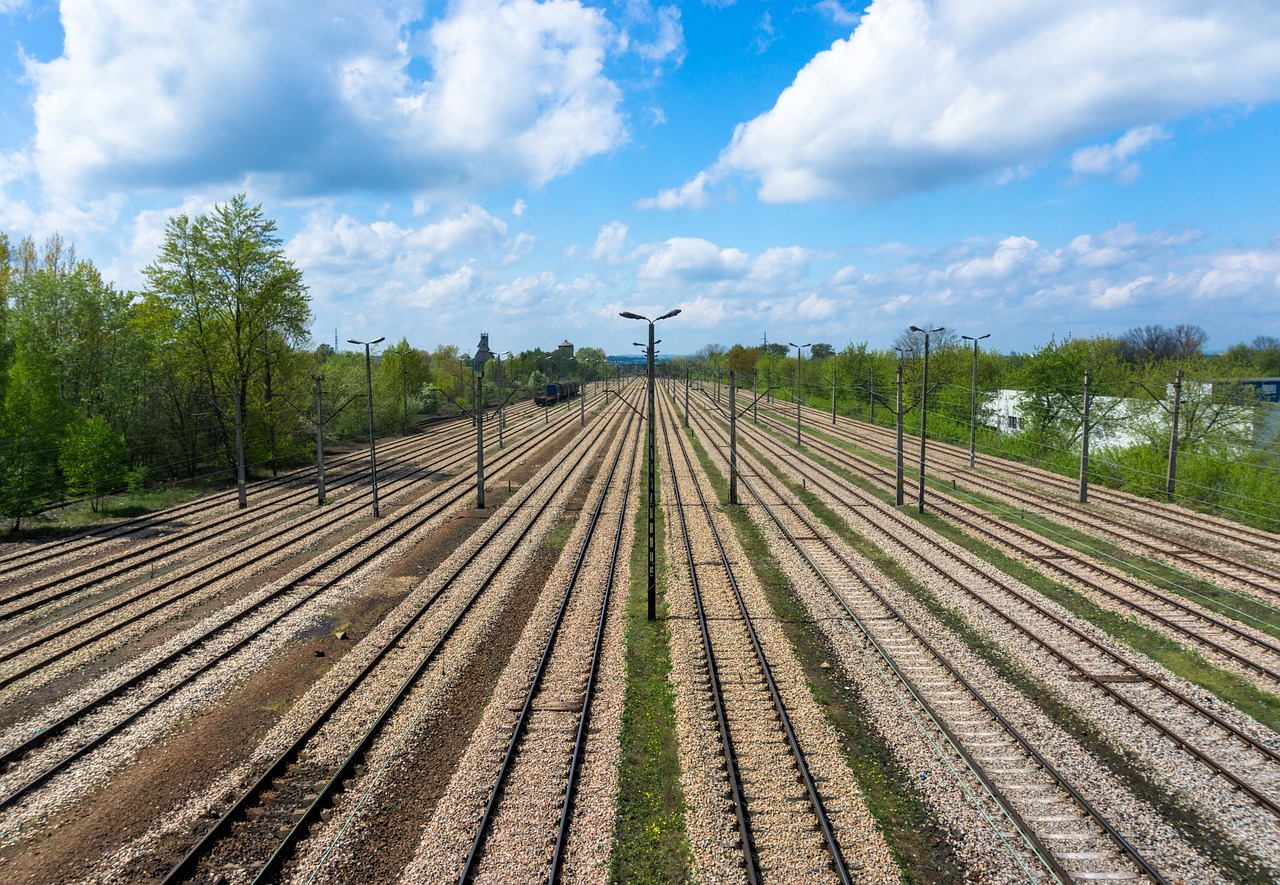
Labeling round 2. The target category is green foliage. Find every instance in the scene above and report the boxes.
[59,415,129,510]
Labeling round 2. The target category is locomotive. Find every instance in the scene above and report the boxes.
[534,380,580,406]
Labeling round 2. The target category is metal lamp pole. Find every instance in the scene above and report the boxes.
[495,351,510,447]
[347,336,386,516]
[788,342,811,445]
[961,333,990,468]
[473,334,495,508]
[909,325,944,514]
[621,308,682,621]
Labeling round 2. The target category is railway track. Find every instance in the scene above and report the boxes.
[156,384,637,884]
[741,406,1280,694]
[657,392,873,883]
[0,409,537,694]
[686,387,1280,873]
[0,391,611,824]
[787,397,1280,587]
[0,407,481,583]
[687,391,1175,881]
[453,392,639,883]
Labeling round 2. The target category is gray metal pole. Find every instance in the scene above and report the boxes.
[870,365,875,423]
[314,375,326,505]
[918,333,931,514]
[831,359,837,425]
[896,364,904,506]
[1165,368,1183,502]
[647,322,657,621]
[363,344,381,517]
[684,366,689,427]
[1079,368,1091,504]
[753,373,758,425]
[476,371,485,509]
[234,378,247,509]
[969,340,979,467]
[729,370,738,505]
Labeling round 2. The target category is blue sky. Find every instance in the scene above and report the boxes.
[2,0,1280,358]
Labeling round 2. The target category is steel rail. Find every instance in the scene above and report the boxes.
[747,408,1280,682]
[459,398,639,883]
[162,385,635,885]
[717,392,1280,820]
[665,395,855,885]
[0,392,604,812]
[688,397,1164,884]
[0,424,508,671]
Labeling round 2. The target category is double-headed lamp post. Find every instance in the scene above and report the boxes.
[621,308,681,621]
[347,336,386,516]
[961,333,990,468]
[789,342,811,445]
[909,325,944,514]
[494,351,511,447]
[473,333,495,508]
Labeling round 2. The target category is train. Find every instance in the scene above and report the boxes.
[534,380,580,406]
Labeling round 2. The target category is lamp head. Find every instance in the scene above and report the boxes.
[619,311,647,321]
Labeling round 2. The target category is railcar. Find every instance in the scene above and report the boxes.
[534,380,580,406]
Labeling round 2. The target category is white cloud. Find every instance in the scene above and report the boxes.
[715,0,1280,202]
[1070,125,1170,183]
[637,170,713,210]
[637,237,750,282]
[590,220,630,262]
[27,0,625,201]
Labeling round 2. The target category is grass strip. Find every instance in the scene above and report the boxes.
[738,435,1273,882]
[612,454,691,884]
[680,409,957,883]
[796,420,1280,643]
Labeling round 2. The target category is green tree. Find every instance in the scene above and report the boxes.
[60,415,133,511]
[144,195,310,476]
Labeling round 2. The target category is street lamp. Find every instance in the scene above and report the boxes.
[347,336,386,516]
[390,343,412,433]
[621,307,681,621]
[909,325,944,514]
[961,333,990,468]
[473,333,495,508]
[494,351,511,447]
[788,342,811,445]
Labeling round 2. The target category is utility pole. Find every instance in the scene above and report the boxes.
[348,336,385,517]
[961,333,990,468]
[789,341,810,445]
[1166,369,1184,501]
[910,325,944,514]
[729,370,738,505]
[234,378,247,509]
[684,366,690,427]
[895,362,905,506]
[314,375,327,505]
[622,308,681,621]
[831,358,837,425]
[1079,369,1092,504]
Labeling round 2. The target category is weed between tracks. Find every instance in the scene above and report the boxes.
[746,434,1273,882]
[612,453,692,884]
[681,405,959,884]
[783,423,1280,738]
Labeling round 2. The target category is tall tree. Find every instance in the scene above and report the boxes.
[144,195,310,472]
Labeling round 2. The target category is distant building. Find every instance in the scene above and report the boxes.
[988,378,1280,452]
[558,340,574,358]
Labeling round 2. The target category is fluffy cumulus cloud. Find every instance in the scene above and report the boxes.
[710,0,1280,203]
[26,0,626,201]
[826,223,1280,345]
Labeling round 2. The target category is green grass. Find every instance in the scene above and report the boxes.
[679,407,956,883]
[736,435,1274,881]
[0,486,209,538]
[746,412,1280,732]
[612,458,691,885]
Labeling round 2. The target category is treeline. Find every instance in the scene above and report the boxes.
[0,196,613,531]
[676,327,1280,530]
